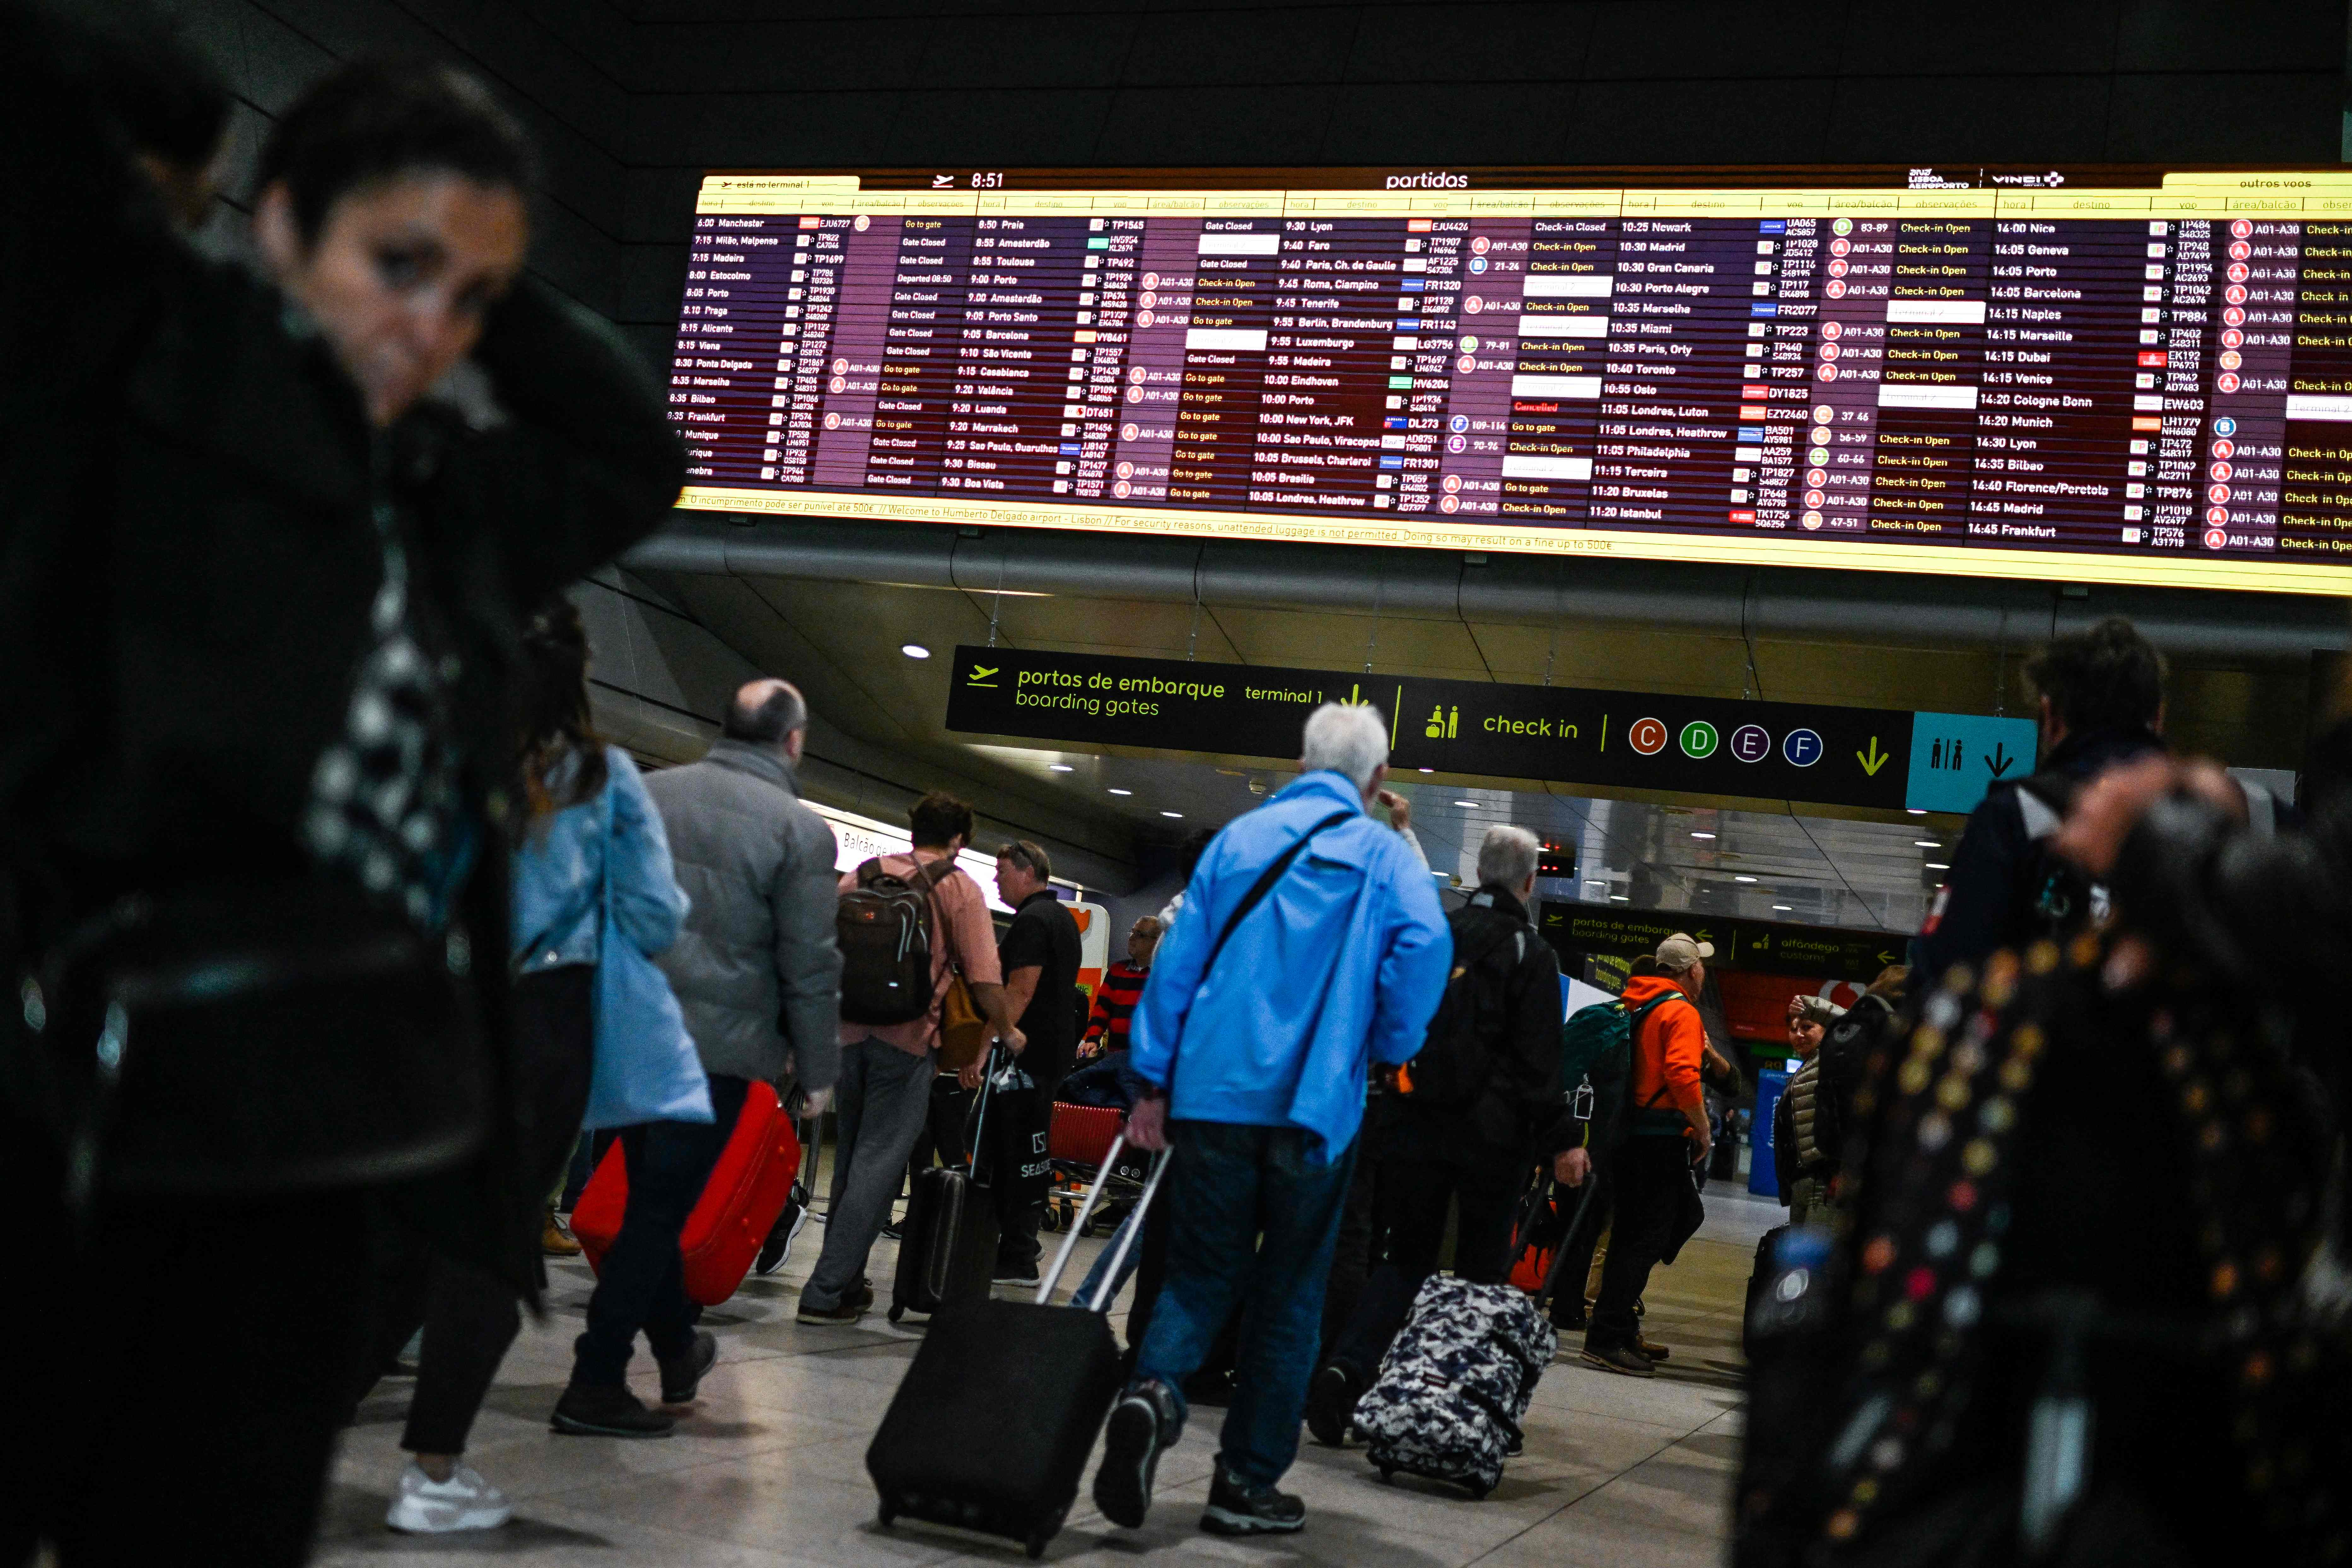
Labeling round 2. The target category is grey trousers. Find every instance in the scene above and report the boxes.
[802,1038,936,1311]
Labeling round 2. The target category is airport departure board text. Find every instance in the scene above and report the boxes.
[665,167,2352,594]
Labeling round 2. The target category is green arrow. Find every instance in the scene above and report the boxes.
[1856,736,1890,776]
[1879,950,1896,966]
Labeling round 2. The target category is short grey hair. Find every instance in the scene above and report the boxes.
[1477,825,1540,890]
[1300,702,1389,790]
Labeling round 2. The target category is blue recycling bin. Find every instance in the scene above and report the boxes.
[1748,1068,1790,1197]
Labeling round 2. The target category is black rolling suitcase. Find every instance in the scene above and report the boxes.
[869,1127,1165,1557]
[889,1052,1005,1324]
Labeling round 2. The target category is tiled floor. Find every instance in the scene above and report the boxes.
[316,1177,1776,1567]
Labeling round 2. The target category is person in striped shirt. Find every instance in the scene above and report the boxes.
[1080,916,1163,1060]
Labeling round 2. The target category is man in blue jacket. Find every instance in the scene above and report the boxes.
[1093,702,1450,1538]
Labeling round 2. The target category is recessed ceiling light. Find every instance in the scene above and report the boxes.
[1691,831,1716,840]
[1733,875,1758,883]
[1160,810,1183,818]
[1907,808,1927,816]
[1925,861,1951,870]
[1417,767,1433,774]
[1914,840,1941,848]
[1772,904,1793,912]
[1454,800,1478,808]
[1107,788,1132,796]
[900,643,931,659]
[1048,763,1074,772]
[1609,894,1630,902]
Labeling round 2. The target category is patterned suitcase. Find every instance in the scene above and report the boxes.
[1351,1275,1559,1498]
[572,1080,802,1306]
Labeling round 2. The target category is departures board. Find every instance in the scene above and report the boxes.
[664,166,2352,595]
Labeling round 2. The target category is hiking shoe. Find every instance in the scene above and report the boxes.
[992,1256,1040,1286]
[541,1208,581,1257]
[386,1459,512,1533]
[1304,1362,1362,1448]
[797,1297,864,1326]
[1093,1379,1180,1529]
[1201,1465,1305,1536]
[1579,1343,1656,1378]
[1637,1338,1671,1362]
[551,1383,675,1438]
[657,1330,718,1404]
[754,1194,808,1276]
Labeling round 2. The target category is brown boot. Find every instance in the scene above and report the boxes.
[542,1206,581,1257]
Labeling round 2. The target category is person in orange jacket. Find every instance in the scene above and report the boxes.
[1581,933,1715,1376]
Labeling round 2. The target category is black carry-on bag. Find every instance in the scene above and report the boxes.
[868,1127,1167,1558]
[889,1049,1007,1323]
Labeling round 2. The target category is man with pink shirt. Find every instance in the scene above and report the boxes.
[797,792,1025,1325]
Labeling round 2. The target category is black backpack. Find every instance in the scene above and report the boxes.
[837,856,954,1026]
[1396,907,1527,1108]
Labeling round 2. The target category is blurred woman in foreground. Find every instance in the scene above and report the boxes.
[2,23,684,1563]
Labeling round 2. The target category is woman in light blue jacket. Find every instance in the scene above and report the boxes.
[360,601,689,1535]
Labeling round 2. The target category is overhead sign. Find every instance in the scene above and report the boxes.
[945,645,2034,814]
[1538,904,1907,983]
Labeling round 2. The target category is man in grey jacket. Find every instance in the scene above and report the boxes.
[555,679,841,1438]
[649,679,843,1106]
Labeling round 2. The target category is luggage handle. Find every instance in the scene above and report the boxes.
[1036,1128,1167,1310]
[962,1042,1006,1181]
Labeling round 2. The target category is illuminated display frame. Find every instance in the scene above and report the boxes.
[674,165,2352,597]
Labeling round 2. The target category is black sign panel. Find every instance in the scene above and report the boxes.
[1538,903,1907,982]
[945,644,2031,812]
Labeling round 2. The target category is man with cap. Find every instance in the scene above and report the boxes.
[1582,932,1715,1376]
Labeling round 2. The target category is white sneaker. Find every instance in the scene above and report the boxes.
[385,1459,513,1533]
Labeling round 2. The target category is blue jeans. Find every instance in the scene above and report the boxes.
[1131,1120,1357,1487]
[1073,1204,1144,1309]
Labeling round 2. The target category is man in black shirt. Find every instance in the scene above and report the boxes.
[989,840,1083,1283]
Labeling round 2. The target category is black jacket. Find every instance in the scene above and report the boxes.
[1911,726,2163,988]
[0,13,686,1293]
[1376,883,1566,1163]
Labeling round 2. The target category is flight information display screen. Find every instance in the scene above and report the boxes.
[664,165,2352,594]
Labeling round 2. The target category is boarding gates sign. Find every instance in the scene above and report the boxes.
[945,645,2034,815]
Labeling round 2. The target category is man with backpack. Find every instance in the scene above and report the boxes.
[1092,702,1449,1538]
[1304,824,1566,1444]
[1912,617,2167,989]
[797,791,1024,1326]
[1579,932,1713,1376]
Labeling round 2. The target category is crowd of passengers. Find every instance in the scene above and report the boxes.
[6,9,2351,1565]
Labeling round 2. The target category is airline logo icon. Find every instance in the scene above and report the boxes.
[1627,717,1669,755]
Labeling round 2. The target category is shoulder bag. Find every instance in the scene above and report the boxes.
[582,773,711,1129]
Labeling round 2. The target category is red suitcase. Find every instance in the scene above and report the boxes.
[572,1081,802,1306]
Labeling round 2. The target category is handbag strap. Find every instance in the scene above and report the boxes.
[1201,808,1360,978]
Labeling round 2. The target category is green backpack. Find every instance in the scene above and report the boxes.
[1557,992,1688,1151]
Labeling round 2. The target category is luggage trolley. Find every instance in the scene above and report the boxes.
[1038,1103,1148,1238]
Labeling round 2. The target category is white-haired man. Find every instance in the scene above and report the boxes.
[1305,822,1568,1443]
[1094,702,1449,1538]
